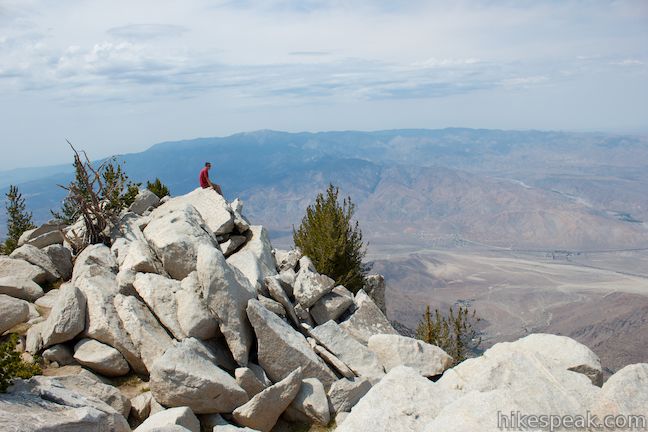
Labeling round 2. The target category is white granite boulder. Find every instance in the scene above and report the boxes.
[277,268,296,297]
[166,187,235,235]
[274,248,302,272]
[335,366,450,432]
[144,203,219,280]
[129,189,161,215]
[286,377,331,425]
[327,377,372,414]
[150,338,248,414]
[232,367,303,432]
[40,283,86,349]
[220,235,247,257]
[10,244,61,282]
[197,244,255,366]
[265,275,299,325]
[258,295,286,317]
[43,244,73,281]
[368,334,453,377]
[0,294,30,333]
[226,226,277,291]
[339,289,397,345]
[73,338,130,377]
[435,336,600,400]
[77,275,147,374]
[20,220,66,247]
[135,407,200,432]
[27,230,65,249]
[229,198,251,233]
[0,256,48,285]
[42,344,75,366]
[114,293,174,372]
[130,391,154,424]
[71,244,118,285]
[591,363,648,417]
[0,375,130,432]
[133,273,186,339]
[293,263,335,309]
[0,275,43,301]
[17,227,37,247]
[176,271,220,340]
[417,336,604,432]
[45,374,132,418]
[310,320,385,384]
[246,299,337,389]
[34,287,59,309]
[310,285,354,325]
[508,333,603,385]
[112,212,163,274]
[235,364,272,399]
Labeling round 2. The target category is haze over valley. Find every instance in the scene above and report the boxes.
[2,128,648,373]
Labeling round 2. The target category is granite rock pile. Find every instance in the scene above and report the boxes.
[1,187,646,431]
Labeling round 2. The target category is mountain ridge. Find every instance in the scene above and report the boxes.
[2,128,648,251]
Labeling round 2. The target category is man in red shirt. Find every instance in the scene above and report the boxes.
[199,162,223,195]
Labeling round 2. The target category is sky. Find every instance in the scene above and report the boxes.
[0,0,647,170]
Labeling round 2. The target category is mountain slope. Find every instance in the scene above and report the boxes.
[2,128,648,251]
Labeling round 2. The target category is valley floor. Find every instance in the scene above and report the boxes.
[368,246,648,374]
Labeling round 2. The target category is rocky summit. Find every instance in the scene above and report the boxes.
[1,186,647,431]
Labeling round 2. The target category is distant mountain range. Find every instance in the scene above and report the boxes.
[5,128,648,371]
[2,128,648,251]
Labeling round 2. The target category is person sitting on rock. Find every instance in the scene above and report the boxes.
[199,162,223,195]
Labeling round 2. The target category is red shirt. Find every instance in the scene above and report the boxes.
[199,167,210,188]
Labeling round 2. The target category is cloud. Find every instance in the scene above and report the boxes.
[501,75,549,88]
[411,58,481,69]
[612,59,644,66]
[107,24,188,41]
[0,0,646,172]
[215,0,427,14]
[0,1,645,123]
[0,34,565,105]
[289,51,330,57]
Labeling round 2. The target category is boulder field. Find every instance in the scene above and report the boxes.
[0,187,646,431]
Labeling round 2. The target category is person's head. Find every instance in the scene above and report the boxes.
[205,162,211,170]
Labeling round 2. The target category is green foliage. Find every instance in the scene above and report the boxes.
[0,334,41,393]
[416,305,482,365]
[50,157,90,224]
[146,178,170,199]
[293,184,366,293]
[101,159,140,213]
[60,145,140,250]
[50,194,78,224]
[1,185,36,255]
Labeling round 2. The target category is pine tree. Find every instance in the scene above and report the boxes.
[59,145,140,249]
[416,305,482,365]
[101,159,140,213]
[1,185,36,254]
[293,184,366,293]
[50,157,88,224]
[50,194,78,224]
[146,178,170,199]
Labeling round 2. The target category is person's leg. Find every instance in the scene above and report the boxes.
[214,184,223,195]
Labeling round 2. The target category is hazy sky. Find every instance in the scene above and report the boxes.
[1,0,647,169]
